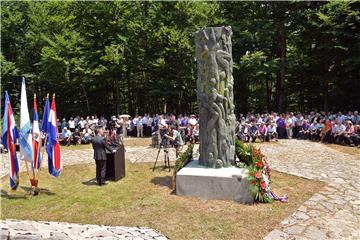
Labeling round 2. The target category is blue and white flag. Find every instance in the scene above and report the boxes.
[2,91,20,190]
[19,77,33,165]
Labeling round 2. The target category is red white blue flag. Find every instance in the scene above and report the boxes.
[1,91,20,190]
[46,95,62,177]
[32,94,41,170]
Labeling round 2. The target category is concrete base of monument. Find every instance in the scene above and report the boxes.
[176,159,254,204]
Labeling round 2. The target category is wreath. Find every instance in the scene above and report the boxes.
[235,139,288,203]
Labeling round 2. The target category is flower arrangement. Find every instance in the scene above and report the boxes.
[235,139,287,203]
[172,144,194,190]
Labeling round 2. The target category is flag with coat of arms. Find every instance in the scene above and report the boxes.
[1,91,20,190]
[45,94,62,177]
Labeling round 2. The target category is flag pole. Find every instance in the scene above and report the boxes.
[31,93,37,181]
[40,93,49,173]
[21,145,33,184]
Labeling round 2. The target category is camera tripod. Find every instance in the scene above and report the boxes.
[152,140,171,172]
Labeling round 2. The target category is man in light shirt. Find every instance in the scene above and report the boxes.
[267,122,278,141]
[285,114,293,139]
[332,120,346,144]
[136,116,143,137]
[68,117,76,132]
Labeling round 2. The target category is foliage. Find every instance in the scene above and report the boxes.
[1,1,359,116]
[172,144,194,190]
[235,139,273,203]
[174,144,194,173]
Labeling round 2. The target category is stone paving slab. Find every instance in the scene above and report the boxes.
[0,219,167,240]
[261,140,360,240]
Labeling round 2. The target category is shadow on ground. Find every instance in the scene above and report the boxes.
[82,178,98,186]
[150,176,173,189]
[1,187,55,199]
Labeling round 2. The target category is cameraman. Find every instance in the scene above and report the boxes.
[164,125,184,157]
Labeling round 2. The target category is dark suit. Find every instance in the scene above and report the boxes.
[92,135,112,185]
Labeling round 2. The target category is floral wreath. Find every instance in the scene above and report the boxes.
[235,140,288,203]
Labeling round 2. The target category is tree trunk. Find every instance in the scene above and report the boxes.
[81,84,90,113]
[266,78,272,112]
[275,19,286,113]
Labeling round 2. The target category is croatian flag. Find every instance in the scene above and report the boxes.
[20,78,34,166]
[1,91,20,190]
[46,94,62,177]
[32,94,41,170]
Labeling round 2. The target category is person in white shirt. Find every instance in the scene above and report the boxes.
[159,115,167,130]
[285,115,293,139]
[68,117,76,132]
[136,116,143,137]
[333,120,346,144]
[93,115,99,126]
[88,116,95,129]
[267,122,278,141]
[78,117,86,130]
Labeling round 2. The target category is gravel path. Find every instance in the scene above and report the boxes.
[262,140,360,240]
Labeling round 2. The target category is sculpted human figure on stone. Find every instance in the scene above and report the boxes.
[195,26,236,168]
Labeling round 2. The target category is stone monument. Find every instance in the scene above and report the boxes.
[195,26,236,169]
[176,26,253,204]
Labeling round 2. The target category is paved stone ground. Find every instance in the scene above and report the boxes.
[0,219,167,240]
[262,140,360,240]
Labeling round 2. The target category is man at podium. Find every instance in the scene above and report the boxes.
[92,126,114,186]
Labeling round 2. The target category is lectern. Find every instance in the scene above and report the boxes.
[106,145,125,181]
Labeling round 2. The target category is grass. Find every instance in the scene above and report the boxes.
[123,137,152,147]
[324,143,360,159]
[1,162,325,240]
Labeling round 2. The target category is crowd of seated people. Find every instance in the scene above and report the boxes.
[1,111,358,153]
[55,111,359,148]
[236,111,360,147]
[55,114,200,146]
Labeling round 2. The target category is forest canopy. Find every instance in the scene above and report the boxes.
[1,1,359,117]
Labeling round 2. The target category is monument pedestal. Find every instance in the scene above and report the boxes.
[176,159,254,204]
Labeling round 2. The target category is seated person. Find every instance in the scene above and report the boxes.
[240,124,251,142]
[249,123,258,143]
[332,120,346,144]
[350,125,360,147]
[308,122,317,141]
[62,127,72,146]
[72,128,81,145]
[298,120,310,140]
[258,122,267,142]
[310,121,324,141]
[82,125,93,144]
[267,122,278,142]
[320,119,333,143]
[343,121,355,146]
